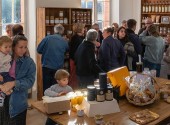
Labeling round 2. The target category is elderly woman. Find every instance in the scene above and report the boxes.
[139,24,165,77]
[75,29,103,89]
[69,23,85,89]
[37,24,69,93]
[99,26,126,72]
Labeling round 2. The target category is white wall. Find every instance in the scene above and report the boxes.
[110,0,120,24]
[110,0,141,32]
[36,0,81,8]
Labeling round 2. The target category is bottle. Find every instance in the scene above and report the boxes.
[152,2,155,12]
[165,1,168,12]
[145,2,149,13]
[158,1,162,12]
[162,1,165,13]
[155,1,159,13]
[143,2,146,13]
[148,1,152,13]
[168,1,170,12]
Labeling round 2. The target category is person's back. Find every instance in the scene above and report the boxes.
[99,36,125,71]
[99,26,125,72]
[38,34,68,69]
[139,24,165,77]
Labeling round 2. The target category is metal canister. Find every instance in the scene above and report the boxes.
[96,87,105,102]
[106,85,113,101]
[87,85,96,101]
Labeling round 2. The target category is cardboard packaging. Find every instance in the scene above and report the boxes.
[82,98,120,117]
[107,66,130,96]
[43,96,70,114]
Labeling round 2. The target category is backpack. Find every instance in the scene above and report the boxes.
[124,41,137,57]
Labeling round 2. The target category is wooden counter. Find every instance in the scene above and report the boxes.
[31,78,170,125]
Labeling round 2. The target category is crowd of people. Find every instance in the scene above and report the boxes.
[0,17,170,125]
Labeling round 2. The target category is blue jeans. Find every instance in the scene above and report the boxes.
[143,60,161,77]
[42,67,57,93]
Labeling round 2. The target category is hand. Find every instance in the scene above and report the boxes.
[95,41,100,47]
[0,75,3,82]
[58,91,66,96]
[0,81,15,94]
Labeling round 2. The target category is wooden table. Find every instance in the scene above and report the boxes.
[31,78,170,125]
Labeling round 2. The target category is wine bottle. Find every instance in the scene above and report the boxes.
[143,2,146,13]
[148,1,152,12]
[155,1,158,13]
[146,2,149,13]
[158,1,162,13]
[151,2,155,12]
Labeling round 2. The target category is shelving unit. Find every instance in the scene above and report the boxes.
[36,7,92,100]
[141,0,170,37]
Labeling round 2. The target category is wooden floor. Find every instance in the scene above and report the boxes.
[27,108,47,125]
[26,99,47,125]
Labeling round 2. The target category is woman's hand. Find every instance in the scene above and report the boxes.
[0,81,15,94]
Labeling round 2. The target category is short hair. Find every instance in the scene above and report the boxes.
[127,19,137,29]
[12,24,24,36]
[122,20,127,24]
[103,26,114,35]
[6,24,13,31]
[148,24,159,37]
[112,23,119,29]
[86,29,98,42]
[54,69,69,80]
[54,24,64,35]
[72,23,85,33]
[0,36,12,46]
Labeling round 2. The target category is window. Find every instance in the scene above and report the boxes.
[81,0,110,30]
[0,0,24,35]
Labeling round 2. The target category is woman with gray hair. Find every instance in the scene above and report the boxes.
[75,29,103,89]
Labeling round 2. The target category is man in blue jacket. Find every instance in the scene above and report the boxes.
[37,24,69,93]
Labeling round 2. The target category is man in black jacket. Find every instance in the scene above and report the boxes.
[126,19,142,71]
[75,29,103,89]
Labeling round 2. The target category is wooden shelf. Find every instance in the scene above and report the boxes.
[142,13,170,15]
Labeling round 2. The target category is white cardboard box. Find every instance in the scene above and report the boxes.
[82,98,120,117]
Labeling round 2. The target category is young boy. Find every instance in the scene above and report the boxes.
[0,36,13,84]
[0,36,13,107]
[44,69,73,97]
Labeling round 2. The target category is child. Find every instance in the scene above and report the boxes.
[0,36,13,107]
[44,69,73,125]
[0,36,13,83]
[44,69,73,97]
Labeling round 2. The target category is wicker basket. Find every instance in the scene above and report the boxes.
[126,74,160,106]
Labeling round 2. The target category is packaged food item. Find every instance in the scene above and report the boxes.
[156,16,160,23]
[126,74,159,106]
[151,15,156,23]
